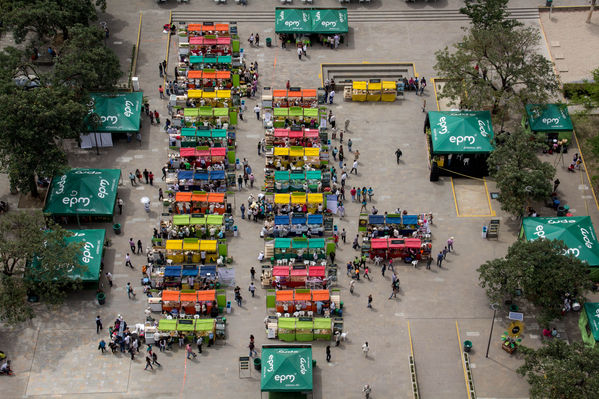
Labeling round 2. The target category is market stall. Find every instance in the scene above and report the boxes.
[263,214,325,238]
[367,80,382,102]
[296,318,314,341]
[161,290,180,313]
[260,345,313,395]
[352,81,367,102]
[313,317,332,340]
[277,318,297,342]
[520,216,599,279]
[579,302,599,350]
[524,103,573,145]
[426,111,494,179]
[381,81,397,102]
[276,290,295,314]
[44,169,121,224]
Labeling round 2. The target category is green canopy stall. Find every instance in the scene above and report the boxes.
[579,302,599,350]
[521,216,599,279]
[261,345,313,394]
[86,92,143,132]
[311,9,348,34]
[44,169,121,223]
[426,111,494,179]
[275,9,312,34]
[524,104,573,142]
[65,229,106,282]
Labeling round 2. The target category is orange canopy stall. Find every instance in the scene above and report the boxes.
[162,290,180,312]
[275,290,295,314]
[180,291,198,315]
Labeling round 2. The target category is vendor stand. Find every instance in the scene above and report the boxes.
[295,318,314,342]
[194,318,216,338]
[314,318,332,340]
[524,103,573,145]
[301,89,318,108]
[294,290,313,314]
[180,291,198,316]
[352,81,367,102]
[158,319,177,334]
[276,290,295,314]
[197,290,217,316]
[579,302,599,350]
[290,267,308,287]
[367,80,382,102]
[161,290,180,313]
[381,81,397,102]
[273,90,288,108]
[277,318,297,342]
[260,345,313,396]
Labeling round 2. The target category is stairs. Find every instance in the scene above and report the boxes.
[171,7,539,24]
[322,63,416,88]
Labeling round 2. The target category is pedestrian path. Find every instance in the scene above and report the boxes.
[410,319,466,399]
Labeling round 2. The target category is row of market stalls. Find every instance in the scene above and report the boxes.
[350,80,397,102]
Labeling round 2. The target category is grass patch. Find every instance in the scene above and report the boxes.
[572,113,599,195]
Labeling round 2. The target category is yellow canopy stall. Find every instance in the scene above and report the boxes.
[352,81,367,102]
[367,81,382,102]
[382,81,396,102]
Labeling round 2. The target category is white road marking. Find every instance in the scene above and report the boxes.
[134,155,144,159]
[466,332,480,337]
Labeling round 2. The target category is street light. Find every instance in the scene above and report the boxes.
[486,303,499,358]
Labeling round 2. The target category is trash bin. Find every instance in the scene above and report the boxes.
[226,301,232,314]
[463,340,472,353]
[234,225,238,237]
[113,223,121,235]
[266,37,272,47]
[254,358,261,370]
[510,304,519,312]
[97,292,106,305]
[546,0,553,6]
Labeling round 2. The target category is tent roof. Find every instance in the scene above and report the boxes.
[525,104,573,132]
[44,169,120,217]
[311,9,348,33]
[261,346,313,392]
[87,92,143,132]
[275,8,312,34]
[583,302,599,341]
[522,216,599,266]
[428,111,494,155]
[65,229,105,282]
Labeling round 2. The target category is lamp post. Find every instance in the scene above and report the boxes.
[486,303,498,358]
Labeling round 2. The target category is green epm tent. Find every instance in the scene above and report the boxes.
[275,8,312,34]
[44,169,121,220]
[521,216,599,278]
[525,104,573,142]
[311,9,348,34]
[579,302,599,349]
[87,92,143,132]
[65,229,106,282]
[429,111,494,154]
[261,346,313,393]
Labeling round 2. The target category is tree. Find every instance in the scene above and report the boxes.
[460,0,522,30]
[434,25,559,120]
[478,239,590,324]
[53,24,121,91]
[0,211,85,325]
[0,85,88,196]
[518,340,599,399]
[487,129,555,217]
[0,0,107,43]
[569,66,599,111]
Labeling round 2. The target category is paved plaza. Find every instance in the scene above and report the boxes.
[1,1,599,398]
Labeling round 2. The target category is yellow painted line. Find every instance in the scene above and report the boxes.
[451,177,460,217]
[132,12,143,81]
[164,11,173,88]
[455,321,471,399]
[320,64,324,86]
[432,77,441,111]
[483,177,496,217]
[408,321,414,357]
[574,128,599,212]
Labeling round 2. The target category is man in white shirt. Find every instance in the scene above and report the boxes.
[254,105,260,120]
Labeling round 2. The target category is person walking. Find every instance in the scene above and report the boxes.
[254,104,260,120]
[143,169,149,184]
[125,253,133,268]
[443,246,448,260]
[96,315,103,333]
[240,203,246,219]
[360,198,368,212]
[159,85,164,99]
[162,166,167,180]
[159,63,163,77]
[350,160,358,175]
[152,352,161,367]
[297,46,302,60]
[98,339,107,353]
[364,266,371,281]
[117,196,123,214]
[129,238,136,254]
[137,240,143,254]
[447,237,454,252]
[328,90,335,104]
[436,251,444,268]
[426,255,432,270]
[349,279,355,294]
[326,345,331,362]
[105,272,113,287]
[158,188,164,201]
[362,342,370,357]
[553,178,560,193]
[348,138,353,152]
[196,336,203,353]
[186,344,197,359]
[249,340,257,357]
[144,355,153,370]
[149,171,154,186]
[341,228,346,244]
[367,294,373,309]
[395,148,403,164]
[249,282,256,297]
[126,282,136,299]
[381,263,386,277]
[129,172,136,186]
[237,175,243,190]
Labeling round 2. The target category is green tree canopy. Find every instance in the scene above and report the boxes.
[478,239,590,324]
[0,211,85,325]
[0,0,107,43]
[518,340,599,399]
[459,0,522,30]
[0,84,88,195]
[53,24,121,91]
[487,129,555,217]
[434,25,559,119]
